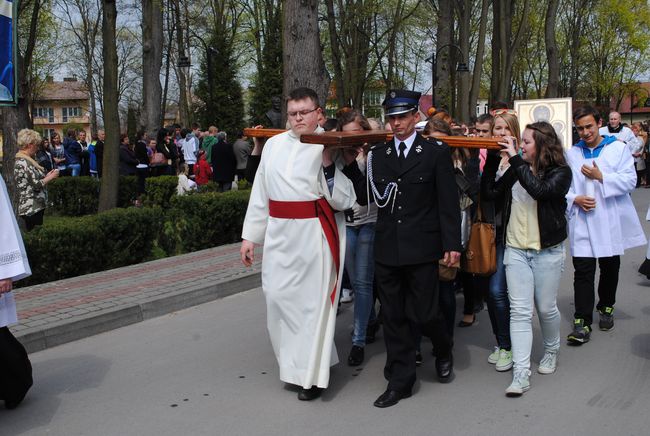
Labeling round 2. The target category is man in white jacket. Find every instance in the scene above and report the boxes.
[239,87,356,401]
[598,111,635,146]
[566,106,646,345]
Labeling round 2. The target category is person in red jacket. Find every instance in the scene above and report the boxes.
[194,150,213,187]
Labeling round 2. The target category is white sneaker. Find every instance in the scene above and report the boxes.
[487,346,500,364]
[537,351,557,375]
[505,369,531,397]
[495,349,513,372]
[340,288,354,303]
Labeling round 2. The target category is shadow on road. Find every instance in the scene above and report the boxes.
[0,354,112,435]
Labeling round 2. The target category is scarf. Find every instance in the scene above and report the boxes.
[607,124,623,134]
[574,135,617,159]
[16,151,46,173]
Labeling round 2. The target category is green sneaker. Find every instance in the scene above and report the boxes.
[495,349,513,372]
[567,319,591,345]
[505,369,530,397]
[598,307,614,331]
[487,346,500,364]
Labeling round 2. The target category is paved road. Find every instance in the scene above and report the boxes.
[3,191,650,435]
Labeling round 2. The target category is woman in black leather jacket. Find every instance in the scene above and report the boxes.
[481,121,572,398]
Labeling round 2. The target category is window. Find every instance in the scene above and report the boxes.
[43,128,56,140]
[62,106,82,122]
[32,107,54,122]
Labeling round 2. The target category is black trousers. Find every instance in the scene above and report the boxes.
[572,256,620,327]
[21,210,44,231]
[0,327,33,408]
[375,261,452,394]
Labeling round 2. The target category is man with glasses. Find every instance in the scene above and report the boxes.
[342,89,461,407]
[240,87,356,401]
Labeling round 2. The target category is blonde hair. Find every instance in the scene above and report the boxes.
[208,126,218,134]
[179,163,189,175]
[17,129,42,150]
[493,112,521,144]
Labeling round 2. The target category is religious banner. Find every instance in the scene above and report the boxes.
[514,97,573,149]
[0,0,16,105]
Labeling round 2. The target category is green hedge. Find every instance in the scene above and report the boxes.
[22,207,163,286]
[142,176,178,208]
[47,176,137,215]
[162,190,250,255]
[20,190,251,286]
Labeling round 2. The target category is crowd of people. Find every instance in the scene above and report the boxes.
[239,87,649,407]
[12,123,253,226]
[4,86,650,410]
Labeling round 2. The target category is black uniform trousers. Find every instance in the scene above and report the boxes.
[0,327,33,408]
[375,261,452,394]
[572,255,620,327]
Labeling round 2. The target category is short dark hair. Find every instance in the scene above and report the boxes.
[573,105,601,124]
[322,118,338,131]
[491,101,509,111]
[476,113,494,125]
[287,87,320,108]
[191,122,200,130]
[66,128,77,138]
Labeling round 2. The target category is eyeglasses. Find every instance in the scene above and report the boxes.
[492,109,518,116]
[287,107,319,118]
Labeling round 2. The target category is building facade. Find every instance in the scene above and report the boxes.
[32,76,91,140]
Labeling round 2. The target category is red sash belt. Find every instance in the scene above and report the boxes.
[269,199,340,305]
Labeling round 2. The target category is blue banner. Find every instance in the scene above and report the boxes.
[0,0,15,103]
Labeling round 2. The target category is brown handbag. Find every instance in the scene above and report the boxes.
[462,200,497,276]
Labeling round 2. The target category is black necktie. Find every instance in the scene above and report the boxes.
[398,142,407,164]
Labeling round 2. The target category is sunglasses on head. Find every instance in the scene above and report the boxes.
[492,109,518,116]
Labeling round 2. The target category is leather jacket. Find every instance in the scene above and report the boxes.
[481,152,572,249]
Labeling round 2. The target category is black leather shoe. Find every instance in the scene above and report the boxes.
[347,345,365,366]
[373,389,411,408]
[297,386,323,401]
[436,354,454,383]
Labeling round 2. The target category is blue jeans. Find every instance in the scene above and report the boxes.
[487,241,511,349]
[68,163,81,177]
[504,244,564,372]
[345,223,376,346]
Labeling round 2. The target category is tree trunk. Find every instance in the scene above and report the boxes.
[172,0,190,126]
[98,0,120,212]
[434,0,453,111]
[282,0,330,118]
[324,0,345,108]
[1,0,41,210]
[544,0,560,98]
[469,0,489,117]
[141,0,164,136]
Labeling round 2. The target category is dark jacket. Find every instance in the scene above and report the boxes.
[134,140,149,165]
[63,136,82,165]
[119,144,139,176]
[343,134,462,266]
[481,151,572,248]
[212,140,237,183]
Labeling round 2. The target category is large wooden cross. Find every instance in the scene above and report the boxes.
[243,128,503,150]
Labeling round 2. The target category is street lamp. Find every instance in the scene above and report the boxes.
[426,43,469,111]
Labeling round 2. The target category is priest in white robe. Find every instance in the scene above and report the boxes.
[0,175,33,409]
[240,87,356,401]
[566,106,645,344]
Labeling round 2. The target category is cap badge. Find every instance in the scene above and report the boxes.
[390,91,396,98]
[415,144,422,154]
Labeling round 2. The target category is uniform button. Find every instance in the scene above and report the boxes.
[397,220,402,224]
[419,176,423,180]
[398,206,402,210]
[397,178,401,182]
[398,191,402,195]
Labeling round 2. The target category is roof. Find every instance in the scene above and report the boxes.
[34,79,89,102]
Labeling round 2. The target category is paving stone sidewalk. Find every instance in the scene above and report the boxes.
[10,243,261,353]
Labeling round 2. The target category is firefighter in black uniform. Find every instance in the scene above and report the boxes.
[342,90,461,408]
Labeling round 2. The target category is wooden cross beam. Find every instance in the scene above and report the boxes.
[243,128,503,150]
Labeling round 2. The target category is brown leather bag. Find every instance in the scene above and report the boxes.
[462,200,496,276]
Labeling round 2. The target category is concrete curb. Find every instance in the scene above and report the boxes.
[16,271,261,354]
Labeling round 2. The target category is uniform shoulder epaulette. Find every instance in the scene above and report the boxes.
[370,142,389,151]
[424,136,448,149]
